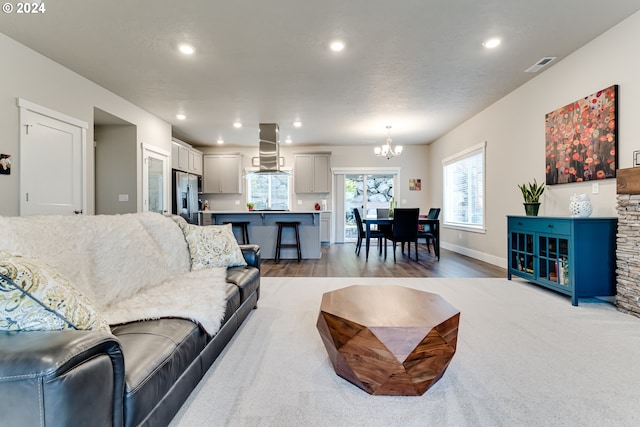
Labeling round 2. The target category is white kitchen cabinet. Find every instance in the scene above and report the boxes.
[294,153,330,193]
[171,141,202,175]
[320,211,332,243]
[189,149,203,175]
[171,142,190,172]
[203,154,241,193]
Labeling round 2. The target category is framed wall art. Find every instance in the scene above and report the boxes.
[0,154,11,175]
[544,84,618,185]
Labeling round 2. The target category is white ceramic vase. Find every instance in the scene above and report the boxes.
[569,193,592,218]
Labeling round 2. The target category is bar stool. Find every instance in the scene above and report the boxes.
[222,221,250,244]
[275,221,302,263]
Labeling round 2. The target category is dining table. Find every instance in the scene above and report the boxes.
[363,216,440,261]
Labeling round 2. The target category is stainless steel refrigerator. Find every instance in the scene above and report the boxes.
[172,170,200,224]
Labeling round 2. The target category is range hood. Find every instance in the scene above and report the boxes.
[258,123,282,173]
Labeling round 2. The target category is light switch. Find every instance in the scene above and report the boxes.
[402,199,407,205]
[118,194,129,202]
[592,182,599,194]
[235,200,240,205]
[297,199,302,205]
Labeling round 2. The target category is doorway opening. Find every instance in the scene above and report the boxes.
[94,108,137,214]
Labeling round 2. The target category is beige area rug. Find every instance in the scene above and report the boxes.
[169,277,640,427]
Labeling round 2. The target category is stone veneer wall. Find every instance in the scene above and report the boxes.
[616,193,640,317]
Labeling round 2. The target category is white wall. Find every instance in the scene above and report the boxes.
[94,124,137,214]
[197,144,431,214]
[0,33,171,216]
[428,11,640,267]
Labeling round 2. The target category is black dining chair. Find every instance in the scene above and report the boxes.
[353,207,385,256]
[418,208,440,253]
[376,208,393,238]
[383,208,420,262]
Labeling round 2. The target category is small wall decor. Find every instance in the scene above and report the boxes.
[409,179,421,191]
[0,154,11,175]
[634,150,640,167]
[545,84,618,185]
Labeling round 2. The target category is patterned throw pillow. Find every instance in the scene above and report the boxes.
[179,223,248,270]
[0,254,111,332]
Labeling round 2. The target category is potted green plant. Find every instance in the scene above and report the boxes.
[517,179,545,216]
[246,202,255,211]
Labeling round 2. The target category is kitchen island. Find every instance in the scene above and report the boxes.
[198,210,322,259]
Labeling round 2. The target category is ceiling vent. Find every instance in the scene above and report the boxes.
[525,57,557,73]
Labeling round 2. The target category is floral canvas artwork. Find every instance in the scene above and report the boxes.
[545,85,618,185]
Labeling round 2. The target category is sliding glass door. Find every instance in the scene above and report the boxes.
[344,174,395,241]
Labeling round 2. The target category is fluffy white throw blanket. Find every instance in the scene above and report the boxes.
[102,267,229,336]
[0,212,231,336]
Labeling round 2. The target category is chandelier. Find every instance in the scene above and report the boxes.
[374,125,403,159]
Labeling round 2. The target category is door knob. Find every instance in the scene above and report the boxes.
[74,209,83,214]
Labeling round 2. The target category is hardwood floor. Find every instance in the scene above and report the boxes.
[261,242,507,278]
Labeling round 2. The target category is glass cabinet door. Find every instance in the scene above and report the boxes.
[510,231,535,276]
[538,235,569,287]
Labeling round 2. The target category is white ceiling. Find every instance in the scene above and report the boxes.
[1,1,639,148]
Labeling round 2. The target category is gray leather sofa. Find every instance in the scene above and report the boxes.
[0,213,260,427]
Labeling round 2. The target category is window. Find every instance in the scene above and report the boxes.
[442,141,486,231]
[246,173,291,210]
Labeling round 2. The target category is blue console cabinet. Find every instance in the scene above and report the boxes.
[507,216,617,306]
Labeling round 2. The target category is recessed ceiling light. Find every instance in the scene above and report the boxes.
[217,138,224,144]
[176,114,186,120]
[293,121,302,128]
[482,38,501,49]
[330,40,345,52]
[233,121,242,128]
[179,44,195,55]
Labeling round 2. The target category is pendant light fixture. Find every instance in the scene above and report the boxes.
[374,125,403,159]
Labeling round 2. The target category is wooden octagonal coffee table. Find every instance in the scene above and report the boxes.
[316,285,460,396]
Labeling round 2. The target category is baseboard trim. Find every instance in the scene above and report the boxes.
[441,242,507,269]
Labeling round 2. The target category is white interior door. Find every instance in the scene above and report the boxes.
[19,101,86,216]
[142,144,170,213]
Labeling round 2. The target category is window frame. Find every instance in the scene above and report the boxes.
[442,141,486,233]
